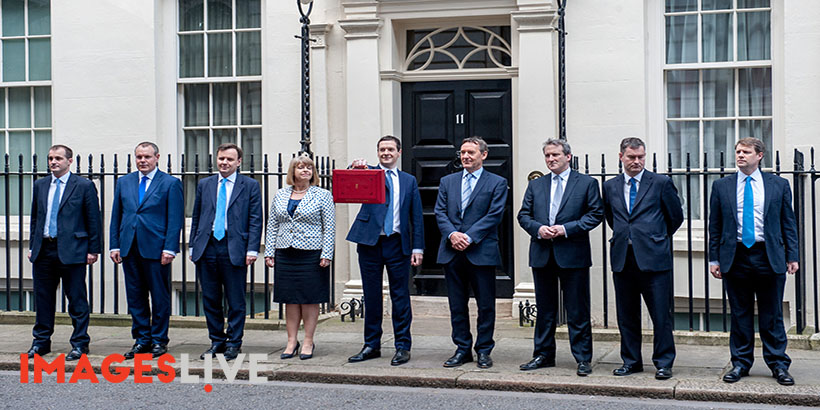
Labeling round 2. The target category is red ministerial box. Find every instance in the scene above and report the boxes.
[332,169,386,204]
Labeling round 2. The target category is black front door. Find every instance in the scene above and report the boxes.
[401,79,514,298]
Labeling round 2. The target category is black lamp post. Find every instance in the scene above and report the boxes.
[297,0,314,156]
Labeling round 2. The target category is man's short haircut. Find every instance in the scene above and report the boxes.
[619,137,646,153]
[49,144,73,159]
[216,143,243,160]
[286,154,319,186]
[135,141,160,156]
[543,138,572,156]
[378,135,401,151]
[735,137,765,155]
[462,136,488,153]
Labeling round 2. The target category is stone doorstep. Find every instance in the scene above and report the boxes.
[2,310,820,350]
[4,355,820,407]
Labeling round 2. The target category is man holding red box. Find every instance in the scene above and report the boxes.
[346,135,425,366]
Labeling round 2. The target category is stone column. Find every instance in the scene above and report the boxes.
[338,17,383,302]
[510,7,558,315]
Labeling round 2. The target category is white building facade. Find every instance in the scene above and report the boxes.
[1,0,818,332]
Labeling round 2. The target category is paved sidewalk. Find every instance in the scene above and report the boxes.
[2,313,820,406]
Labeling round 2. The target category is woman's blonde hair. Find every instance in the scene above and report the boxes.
[286,154,320,186]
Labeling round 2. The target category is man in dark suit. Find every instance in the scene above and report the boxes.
[435,136,507,369]
[346,135,424,366]
[27,145,101,361]
[189,143,262,361]
[602,137,683,380]
[110,141,184,359]
[517,139,603,376]
[709,137,799,386]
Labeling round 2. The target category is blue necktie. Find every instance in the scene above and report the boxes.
[384,170,394,235]
[214,178,227,240]
[549,174,563,225]
[461,173,474,217]
[628,177,637,214]
[742,175,755,248]
[48,179,61,237]
[139,175,148,205]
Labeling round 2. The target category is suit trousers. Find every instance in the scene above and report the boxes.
[444,252,496,355]
[724,242,790,371]
[532,248,592,363]
[357,234,412,351]
[122,242,171,345]
[32,239,90,348]
[198,235,247,348]
[613,246,676,369]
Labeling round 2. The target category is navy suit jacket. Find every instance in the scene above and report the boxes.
[517,170,603,269]
[110,169,184,259]
[346,167,424,256]
[435,169,508,266]
[189,173,263,267]
[708,171,799,274]
[603,170,684,272]
[30,173,102,264]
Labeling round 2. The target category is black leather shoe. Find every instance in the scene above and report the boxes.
[655,367,673,380]
[65,346,89,361]
[613,363,643,376]
[224,346,241,361]
[124,343,151,360]
[519,355,555,371]
[477,353,493,369]
[150,344,168,358]
[280,341,300,360]
[27,345,51,359]
[348,346,380,363]
[577,361,592,376]
[391,349,410,366]
[773,368,795,386]
[299,343,315,360]
[722,366,749,383]
[200,344,227,360]
[443,351,473,368]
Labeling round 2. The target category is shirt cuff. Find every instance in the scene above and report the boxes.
[709,261,719,267]
[110,248,120,253]
[162,250,176,257]
[246,251,258,257]
[412,249,423,255]
[448,231,457,239]
[464,234,472,244]
[561,225,568,238]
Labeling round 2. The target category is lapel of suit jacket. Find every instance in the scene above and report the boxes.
[761,171,774,219]
[138,170,163,211]
[614,173,627,215]
[630,170,653,214]
[397,171,408,209]
[537,175,551,222]
[206,175,217,210]
[557,170,578,214]
[227,174,245,210]
[728,174,739,225]
[58,173,79,210]
[293,185,315,218]
[464,169,489,211]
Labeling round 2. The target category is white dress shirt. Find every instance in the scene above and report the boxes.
[540,167,570,238]
[379,164,401,235]
[111,167,175,256]
[212,171,237,232]
[448,167,484,244]
[43,172,71,238]
[736,168,765,243]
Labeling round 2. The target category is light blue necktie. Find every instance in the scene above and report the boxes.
[48,179,61,237]
[214,178,227,240]
[384,170,394,235]
[461,173,474,217]
[138,175,148,205]
[742,175,755,248]
[628,177,637,214]
[549,174,563,225]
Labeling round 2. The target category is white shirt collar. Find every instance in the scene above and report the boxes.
[52,171,71,184]
[625,168,645,183]
[551,167,571,180]
[219,171,237,183]
[737,167,762,183]
[379,164,399,174]
[463,167,483,179]
[140,167,158,180]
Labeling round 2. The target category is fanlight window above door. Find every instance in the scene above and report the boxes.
[404,26,512,71]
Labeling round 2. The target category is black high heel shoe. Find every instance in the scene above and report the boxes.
[300,343,315,360]
[280,341,300,360]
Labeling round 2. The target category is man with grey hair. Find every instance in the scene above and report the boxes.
[602,137,683,380]
[517,138,603,376]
